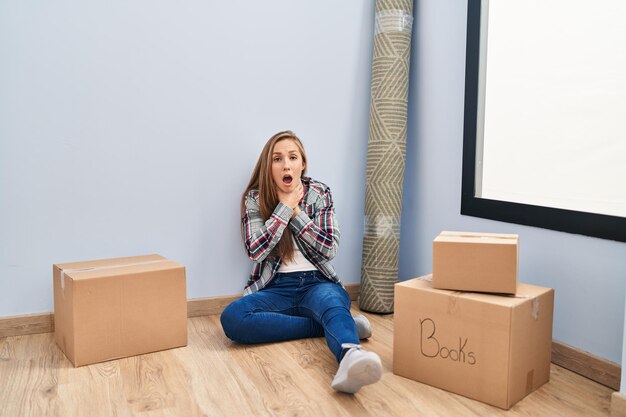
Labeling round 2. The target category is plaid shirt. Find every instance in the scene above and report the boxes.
[241,177,341,295]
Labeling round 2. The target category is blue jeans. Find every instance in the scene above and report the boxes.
[220,270,359,362]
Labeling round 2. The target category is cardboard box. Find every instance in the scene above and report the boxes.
[433,231,518,294]
[53,254,187,367]
[393,275,553,409]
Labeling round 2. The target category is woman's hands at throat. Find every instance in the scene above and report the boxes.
[277,178,304,217]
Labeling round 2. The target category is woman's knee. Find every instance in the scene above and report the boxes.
[314,284,351,309]
[319,304,352,324]
[220,301,246,341]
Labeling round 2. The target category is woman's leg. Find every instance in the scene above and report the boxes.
[220,283,324,344]
[297,279,382,393]
[297,281,360,362]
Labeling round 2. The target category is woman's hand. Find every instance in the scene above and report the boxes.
[277,179,304,213]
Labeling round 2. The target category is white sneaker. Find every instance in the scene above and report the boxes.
[353,314,372,340]
[331,344,382,394]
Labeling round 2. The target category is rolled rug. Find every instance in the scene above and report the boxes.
[359,0,413,313]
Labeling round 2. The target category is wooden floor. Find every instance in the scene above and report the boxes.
[0,310,613,417]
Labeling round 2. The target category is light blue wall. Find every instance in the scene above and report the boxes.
[399,0,626,364]
[0,0,375,316]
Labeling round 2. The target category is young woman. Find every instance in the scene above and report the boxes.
[220,130,382,394]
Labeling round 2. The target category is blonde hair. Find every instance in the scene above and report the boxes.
[242,131,307,262]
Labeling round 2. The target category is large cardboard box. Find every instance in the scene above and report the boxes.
[53,254,187,367]
[433,231,518,294]
[393,276,553,409]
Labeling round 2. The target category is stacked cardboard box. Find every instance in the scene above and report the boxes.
[432,231,518,294]
[53,254,188,367]
[393,231,554,409]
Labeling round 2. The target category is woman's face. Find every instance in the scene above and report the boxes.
[271,139,305,194]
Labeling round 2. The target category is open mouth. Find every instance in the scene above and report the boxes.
[283,175,293,185]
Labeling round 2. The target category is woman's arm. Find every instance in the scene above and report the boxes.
[242,191,293,262]
[289,186,340,261]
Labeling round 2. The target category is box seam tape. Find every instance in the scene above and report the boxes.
[531,298,539,320]
[439,231,518,240]
[118,279,124,359]
[58,259,172,281]
[506,305,514,408]
[512,294,540,320]
[447,292,462,314]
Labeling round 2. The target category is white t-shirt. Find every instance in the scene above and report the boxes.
[277,237,317,273]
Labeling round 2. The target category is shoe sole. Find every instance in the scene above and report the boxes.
[331,356,382,394]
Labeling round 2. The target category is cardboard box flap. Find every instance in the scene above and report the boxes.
[55,255,183,282]
[435,231,518,245]
[63,260,183,281]
[55,254,166,271]
[398,277,544,309]
[514,284,551,299]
